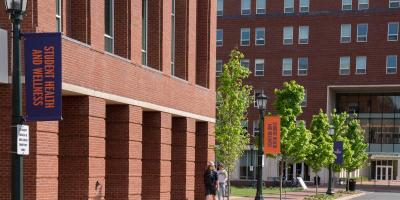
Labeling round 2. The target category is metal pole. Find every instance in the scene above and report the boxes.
[255,109,264,200]
[11,12,24,200]
[326,165,334,195]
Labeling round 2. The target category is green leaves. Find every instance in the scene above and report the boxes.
[215,50,253,172]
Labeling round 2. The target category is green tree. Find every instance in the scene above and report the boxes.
[215,50,253,192]
[331,110,350,173]
[307,110,336,195]
[273,81,311,198]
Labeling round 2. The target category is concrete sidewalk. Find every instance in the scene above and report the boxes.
[230,187,330,200]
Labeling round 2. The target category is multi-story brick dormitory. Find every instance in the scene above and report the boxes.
[0,0,216,199]
[217,0,400,185]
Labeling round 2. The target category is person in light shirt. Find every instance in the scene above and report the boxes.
[217,163,228,200]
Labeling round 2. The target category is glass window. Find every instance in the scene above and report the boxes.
[357,23,368,42]
[387,55,398,74]
[255,59,264,76]
[253,120,260,135]
[217,0,223,16]
[299,26,309,44]
[241,0,251,15]
[241,28,251,46]
[254,89,264,107]
[341,24,351,43]
[241,120,249,133]
[340,56,350,75]
[105,0,114,53]
[390,0,400,8]
[342,0,352,10]
[298,57,308,76]
[241,59,250,68]
[256,0,266,14]
[255,27,265,45]
[216,60,223,77]
[299,0,310,13]
[356,56,367,74]
[283,26,293,45]
[388,22,399,41]
[216,29,223,47]
[284,0,294,13]
[301,89,307,107]
[171,0,175,75]
[282,58,293,76]
[142,0,148,65]
[358,0,369,10]
[56,0,62,32]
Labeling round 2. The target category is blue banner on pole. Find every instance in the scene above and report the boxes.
[24,32,62,121]
[334,141,343,165]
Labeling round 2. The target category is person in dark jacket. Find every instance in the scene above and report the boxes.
[204,161,219,200]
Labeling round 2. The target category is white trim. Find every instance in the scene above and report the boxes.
[62,83,215,123]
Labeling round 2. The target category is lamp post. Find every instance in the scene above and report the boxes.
[255,93,268,200]
[4,1,28,200]
[326,128,335,195]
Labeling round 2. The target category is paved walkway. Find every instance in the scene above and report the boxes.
[352,192,400,200]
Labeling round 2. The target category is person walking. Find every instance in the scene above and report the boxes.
[217,163,228,200]
[204,161,219,200]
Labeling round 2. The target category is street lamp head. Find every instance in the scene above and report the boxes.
[256,93,268,110]
[4,0,27,14]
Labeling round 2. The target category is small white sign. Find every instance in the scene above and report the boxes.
[17,125,29,155]
[297,177,308,190]
[0,28,8,84]
[250,166,254,171]
[262,156,265,167]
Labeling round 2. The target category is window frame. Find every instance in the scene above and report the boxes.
[217,0,224,16]
[356,56,367,75]
[255,27,265,46]
[357,23,368,42]
[298,57,308,76]
[104,0,114,53]
[254,59,265,76]
[171,0,176,75]
[256,0,266,14]
[299,0,310,13]
[284,0,294,13]
[252,120,260,136]
[299,26,309,44]
[216,60,223,77]
[388,22,399,41]
[389,0,400,8]
[241,28,251,46]
[341,24,351,43]
[283,26,294,45]
[301,89,307,107]
[253,89,264,108]
[217,29,223,47]
[339,56,351,75]
[282,58,293,76]
[141,0,148,66]
[358,0,369,10]
[386,55,398,74]
[56,0,62,32]
[342,0,352,10]
[241,59,250,69]
[241,0,251,15]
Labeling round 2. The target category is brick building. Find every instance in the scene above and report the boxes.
[217,0,400,184]
[0,0,216,199]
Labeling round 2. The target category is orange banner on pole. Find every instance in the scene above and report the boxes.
[264,116,281,154]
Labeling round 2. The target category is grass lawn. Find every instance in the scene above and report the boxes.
[230,186,303,197]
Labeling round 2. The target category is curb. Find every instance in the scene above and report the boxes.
[335,192,366,200]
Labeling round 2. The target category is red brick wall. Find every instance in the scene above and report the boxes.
[114,0,131,58]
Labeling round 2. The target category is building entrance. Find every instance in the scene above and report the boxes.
[376,166,393,180]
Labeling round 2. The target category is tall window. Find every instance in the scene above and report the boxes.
[356,56,367,74]
[217,29,223,47]
[387,55,398,74]
[340,56,350,75]
[171,0,175,75]
[241,28,250,46]
[390,0,400,8]
[217,0,224,16]
[299,0,310,13]
[283,26,293,45]
[388,22,399,41]
[342,0,352,10]
[241,0,251,15]
[299,26,309,44]
[256,0,266,14]
[56,0,62,32]
[142,0,148,65]
[298,57,308,76]
[357,24,368,42]
[284,0,294,13]
[253,89,264,107]
[104,0,114,53]
[341,24,351,43]
[255,59,264,76]
[241,59,250,68]
[216,60,223,77]
[255,27,265,45]
[282,58,292,76]
[358,0,369,10]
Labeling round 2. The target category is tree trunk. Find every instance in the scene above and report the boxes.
[315,172,318,195]
[280,160,284,200]
[227,169,230,200]
[346,171,350,192]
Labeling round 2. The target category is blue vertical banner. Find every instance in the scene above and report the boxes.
[334,141,343,165]
[24,33,62,121]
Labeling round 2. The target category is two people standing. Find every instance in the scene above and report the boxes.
[204,161,228,200]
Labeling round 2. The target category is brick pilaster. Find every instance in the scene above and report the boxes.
[0,85,12,199]
[59,96,106,199]
[195,122,215,200]
[105,105,142,200]
[142,112,172,200]
[171,117,196,200]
